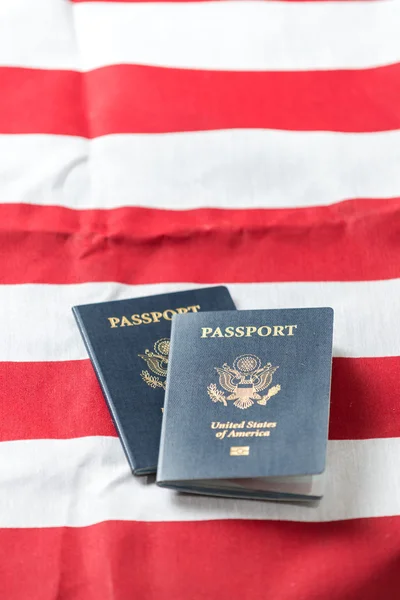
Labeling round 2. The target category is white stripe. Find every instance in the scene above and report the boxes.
[0,0,79,70]
[1,281,399,361]
[2,131,400,209]
[73,1,400,71]
[0,436,398,526]
[1,1,399,73]
[0,135,89,208]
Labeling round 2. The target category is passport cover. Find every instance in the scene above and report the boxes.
[72,286,235,475]
[157,308,334,500]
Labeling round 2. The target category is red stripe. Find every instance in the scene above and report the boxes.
[1,357,397,442]
[0,200,399,284]
[0,68,86,137]
[0,518,398,600]
[0,361,116,441]
[86,63,400,134]
[1,64,400,135]
[329,357,400,440]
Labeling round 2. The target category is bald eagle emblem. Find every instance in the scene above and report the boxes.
[139,338,170,390]
[207,354,281,410]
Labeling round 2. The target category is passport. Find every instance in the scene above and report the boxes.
[157,308,334,501]
[72,286,235,475]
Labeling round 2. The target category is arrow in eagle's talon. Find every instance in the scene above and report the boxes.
[258,384,282,405]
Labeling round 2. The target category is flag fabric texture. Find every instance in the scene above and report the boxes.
[1,1,400,598]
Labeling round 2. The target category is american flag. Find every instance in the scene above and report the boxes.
[1,0,399,598]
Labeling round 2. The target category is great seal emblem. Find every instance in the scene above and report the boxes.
[138,338,170,390]
[207,354,281,410]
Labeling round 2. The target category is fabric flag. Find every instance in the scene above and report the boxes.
[0,0,399,598]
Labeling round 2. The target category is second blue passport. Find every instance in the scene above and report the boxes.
[73,286,235,475]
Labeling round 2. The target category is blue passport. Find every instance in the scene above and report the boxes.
[72,286,235,475]
[157,308,334,501]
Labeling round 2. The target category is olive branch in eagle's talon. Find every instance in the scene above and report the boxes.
[207,383,227,406]
[141,370,166,390]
